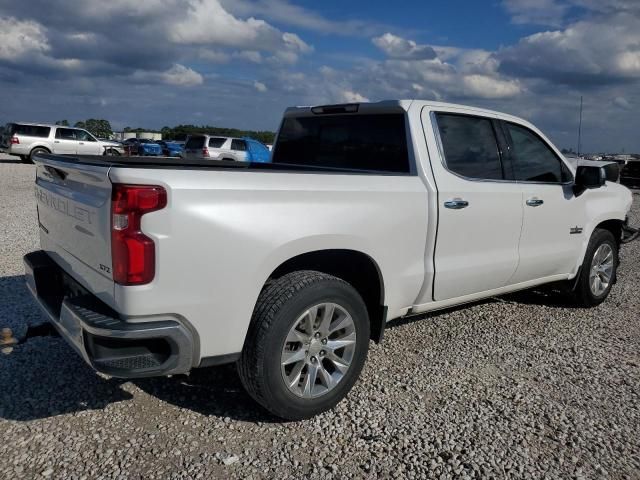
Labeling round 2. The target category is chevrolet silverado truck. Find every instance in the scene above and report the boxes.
[24,101,637,420]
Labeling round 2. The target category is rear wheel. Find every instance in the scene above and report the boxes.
[28,147,49,163]
[104,149,120,156]
[570,228,618,307]
[238,271,370,420]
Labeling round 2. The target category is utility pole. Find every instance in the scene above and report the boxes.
[577,96,583,157]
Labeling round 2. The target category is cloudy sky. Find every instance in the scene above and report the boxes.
[0,0,638,152]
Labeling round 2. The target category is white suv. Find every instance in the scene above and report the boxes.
[0,122,123,163]
[182,135,270,162]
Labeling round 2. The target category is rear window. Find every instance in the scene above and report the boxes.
[272,113,410,173]
[208,137,226,148]
[185,136,205,149]
[12,124,51,138]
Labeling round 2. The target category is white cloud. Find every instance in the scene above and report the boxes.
[340,90,369,103]
[613,96,631,110]
[253,80,268,92]
[502,0,568,26]
[170,0,311,62]
[0,17,49,60]
[496,13,640,84]
[234,50,263,63]
[372,33,437,60]
[161,64,203,86]
[462,75,523,99]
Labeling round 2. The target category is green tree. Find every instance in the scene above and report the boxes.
[55,120,69,126]
[75,119,113,138]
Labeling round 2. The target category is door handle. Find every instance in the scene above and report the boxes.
[444,198,469,209]
[526,197,544,207]
[79,142,85,145]
[54,140,60,143]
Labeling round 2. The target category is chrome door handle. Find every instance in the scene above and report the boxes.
[54,140,60,143]
[526,198,544,207]
[444,199,469,209]
[79,142,85,145]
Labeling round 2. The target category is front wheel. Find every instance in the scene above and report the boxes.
[238,271,370,420]
[570,228,618,307]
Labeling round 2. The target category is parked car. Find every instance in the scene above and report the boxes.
[155,140,183,157]
[620,160,640,188]
[0,122,123,163]
[182,135,270,162]
[122,138,163,156]
[24,100,637,421]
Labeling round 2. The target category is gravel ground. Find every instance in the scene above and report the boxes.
[1,154,639,479]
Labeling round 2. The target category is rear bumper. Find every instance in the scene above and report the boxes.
[24,250,195,378]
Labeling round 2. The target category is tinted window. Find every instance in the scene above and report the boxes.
[185,136,205,149]
[272,113,410,173]
[506,123,570,183]
[75,129,96,142]
[55,128,76,140]
[14,124,51,138]
[208,137,226,148]
[231,139,247,151]
[436,113,503,180]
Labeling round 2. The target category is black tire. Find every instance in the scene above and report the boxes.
[28,147,49,163]
[238,271,370,420]
[104,149,120,156]
[19,155,29,163]
[570,228,618,307]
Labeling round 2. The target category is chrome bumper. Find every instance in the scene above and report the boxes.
[24,250,194,378]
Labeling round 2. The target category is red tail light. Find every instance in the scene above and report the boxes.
[10,136,19,144]
[202,147,210,157]
[111,184,167,285]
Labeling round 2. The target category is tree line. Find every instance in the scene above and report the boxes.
[56,119,276,144]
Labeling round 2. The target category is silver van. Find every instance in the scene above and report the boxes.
[0,122,123,163]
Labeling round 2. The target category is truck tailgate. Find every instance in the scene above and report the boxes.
[34,155,115,304]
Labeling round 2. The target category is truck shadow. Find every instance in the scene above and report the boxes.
[0,274,576,424]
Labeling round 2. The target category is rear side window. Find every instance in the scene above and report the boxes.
[55,128,76,140]
[185,136,205,149]
[272,113,410,173]
[13,124,51,138]
[208,137,226,148]
[436,113,503,180]
[505,123,571,183]
[231,139,247,151]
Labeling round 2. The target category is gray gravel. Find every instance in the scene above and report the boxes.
[1,154,639,479]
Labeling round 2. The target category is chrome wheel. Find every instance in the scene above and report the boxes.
[280,302,356,399]
[589,243,614,296]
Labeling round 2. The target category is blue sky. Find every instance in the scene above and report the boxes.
[0,0,638,152]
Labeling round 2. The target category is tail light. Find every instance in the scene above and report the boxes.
[202,147,210,157]
[111,184,167,285]
[10,136,19,144]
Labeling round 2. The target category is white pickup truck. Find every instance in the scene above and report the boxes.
[25,100,637,420]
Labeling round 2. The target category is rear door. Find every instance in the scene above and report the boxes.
[54,128,79,154]
[230,139,248,161]
[34,156,115,302]
[426,110,524,301]
[501,121,585,283]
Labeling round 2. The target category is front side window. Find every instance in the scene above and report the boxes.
[55,128,76,140]
[75,129,96,142]
[506,123,571,183]
[436,113,503,180]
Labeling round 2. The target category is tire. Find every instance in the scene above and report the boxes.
[238,271,370,420]
[570,228,618,307]
[28,147,49,163]
[19,155,29,163]
[104,149,120,156]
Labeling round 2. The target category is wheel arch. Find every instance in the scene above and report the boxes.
[266,249,387,343]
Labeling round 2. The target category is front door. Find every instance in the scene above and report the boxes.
[74,129,102,155]
[427,110,524,301]
[501,121,586,283]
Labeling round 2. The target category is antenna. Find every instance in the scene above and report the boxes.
[577,96,583,157]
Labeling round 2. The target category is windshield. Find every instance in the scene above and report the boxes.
[272,113,410,173]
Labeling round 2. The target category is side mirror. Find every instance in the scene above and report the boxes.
[574,165,606,195]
